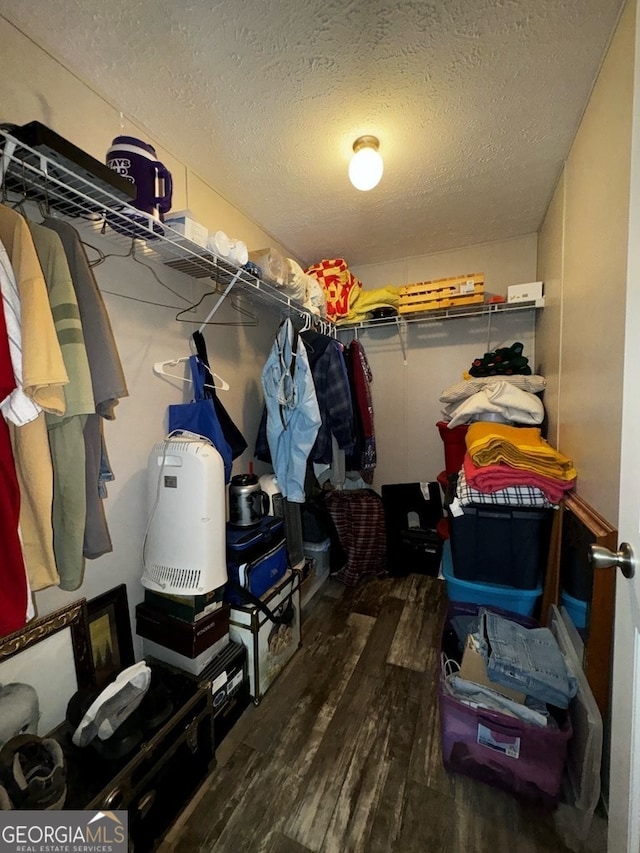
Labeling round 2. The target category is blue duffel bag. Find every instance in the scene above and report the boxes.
[225,517,289,605]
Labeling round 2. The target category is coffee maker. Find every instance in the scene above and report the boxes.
[228,474,269,528]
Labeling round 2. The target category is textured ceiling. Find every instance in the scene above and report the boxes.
[0,0,625,266]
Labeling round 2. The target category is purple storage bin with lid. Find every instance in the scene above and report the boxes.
[439,601,572,808]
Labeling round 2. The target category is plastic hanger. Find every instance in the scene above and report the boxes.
[153,356,230,392]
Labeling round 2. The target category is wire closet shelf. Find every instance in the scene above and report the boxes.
[335,297,545,332]
[0,128,543,333]
[0,127,314,320]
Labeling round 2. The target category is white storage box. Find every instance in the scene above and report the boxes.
[143,633,229,675]
[164,209,208,248]
[507,281,544,304]
[229,570,301,703]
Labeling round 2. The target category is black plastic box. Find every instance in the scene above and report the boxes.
[449,504,553,589]
[382,482,444,577]
[199,641,250,747]
[397,528,443,576]
[382,482,443,531]
[146,644,250,749]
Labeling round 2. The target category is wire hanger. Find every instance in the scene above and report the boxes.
[37,196,51,221]
[175,288,257,327]
[195,272,238,333]
[9,165,28,215]
[153,355,230,392]
[84,237,192,307]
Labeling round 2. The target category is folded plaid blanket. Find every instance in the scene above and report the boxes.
[456,465,557,508]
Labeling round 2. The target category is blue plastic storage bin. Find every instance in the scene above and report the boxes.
[560,589,588,630]
[441,540,542,617]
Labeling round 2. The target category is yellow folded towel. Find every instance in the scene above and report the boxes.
[338,286,400,324]
[466,422,577,481]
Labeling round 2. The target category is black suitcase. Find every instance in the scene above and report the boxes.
[52,667,214,851]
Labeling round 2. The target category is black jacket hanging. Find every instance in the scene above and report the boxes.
[191,331,248,460]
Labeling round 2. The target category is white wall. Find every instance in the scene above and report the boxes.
[537,0,634,526]
[535,1,635,815]
[535,173,565,451]
[0,15,282,651]
[349,235,539,490]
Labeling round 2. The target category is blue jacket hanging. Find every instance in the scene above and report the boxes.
[168,355,233,483]
[261,319,321,502]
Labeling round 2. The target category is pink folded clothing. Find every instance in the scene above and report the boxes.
[463,453,575,504]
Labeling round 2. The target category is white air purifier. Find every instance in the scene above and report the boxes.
[142,435,227,595]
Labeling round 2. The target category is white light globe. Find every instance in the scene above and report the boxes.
[349,146,384,191]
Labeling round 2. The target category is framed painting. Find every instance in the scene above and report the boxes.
[87,584,135,688]
[0,599,94,748]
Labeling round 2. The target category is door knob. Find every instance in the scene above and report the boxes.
[589,542,636,579]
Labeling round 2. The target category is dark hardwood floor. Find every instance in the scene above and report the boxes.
[161,574,607,853]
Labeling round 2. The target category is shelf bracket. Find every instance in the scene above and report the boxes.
[0,138,16,184]
[397,316,408,365]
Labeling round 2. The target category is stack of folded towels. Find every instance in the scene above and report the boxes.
[459,422,577,509]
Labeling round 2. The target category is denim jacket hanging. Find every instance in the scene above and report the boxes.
[261,319,321,502]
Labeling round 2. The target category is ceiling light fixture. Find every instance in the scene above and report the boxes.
[348,135,383,191]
